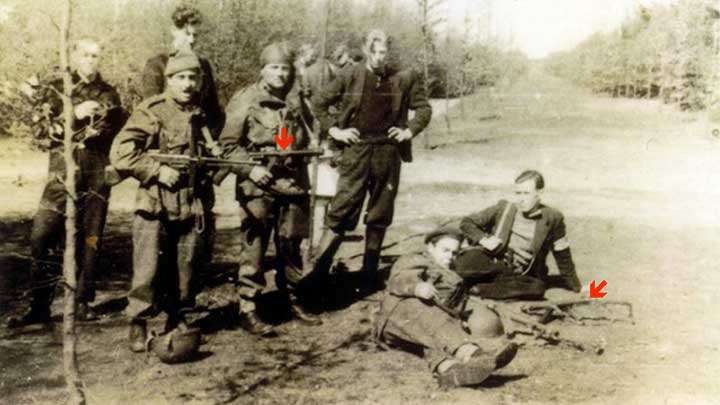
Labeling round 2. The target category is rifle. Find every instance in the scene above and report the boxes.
[487,303,605,354]
[246,148,324,159]
[147,151,260,170]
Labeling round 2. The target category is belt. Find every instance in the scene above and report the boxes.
[356,134,397,145]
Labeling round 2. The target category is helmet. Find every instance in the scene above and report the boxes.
[465,305,504,338]
[149,326,202,364]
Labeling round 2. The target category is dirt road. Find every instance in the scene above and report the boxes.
[1,67,719,404]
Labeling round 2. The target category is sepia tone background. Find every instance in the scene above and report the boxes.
[1,0,720,403]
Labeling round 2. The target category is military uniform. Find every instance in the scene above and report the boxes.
[26,72,124,317]
[139,52,224,135]
[219,82,309,315]
[376,251,513,371]
[110,92,214,323]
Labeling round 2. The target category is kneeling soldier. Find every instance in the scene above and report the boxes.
[110,52,214,351]
[220,43,319,335]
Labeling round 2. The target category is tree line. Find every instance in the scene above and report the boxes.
[0,0,529,140]
[545,0,720,111]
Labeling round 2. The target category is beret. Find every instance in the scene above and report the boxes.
[424,226,464,245]
[260,42,293,66]
[165,52,201,77]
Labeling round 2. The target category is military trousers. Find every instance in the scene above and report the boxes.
[29,149,110,311]
[236,194,308,313]
[326,143,401,232]
[126,212,207,320]
[379,298,497,371]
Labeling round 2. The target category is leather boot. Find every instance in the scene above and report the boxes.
[76,302,99,322]
[239,311,275,336]
[129,319,147,353]
[289,293,323,326]
[307,229,344,276]
[360,226,387,289]
[6,306,51,328]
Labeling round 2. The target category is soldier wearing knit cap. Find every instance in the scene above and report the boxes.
[220,42,319,335]
[111,50,216,352]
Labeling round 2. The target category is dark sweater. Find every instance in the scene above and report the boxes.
[351,70,394,136]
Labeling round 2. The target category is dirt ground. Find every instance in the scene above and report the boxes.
[2,67,720,404]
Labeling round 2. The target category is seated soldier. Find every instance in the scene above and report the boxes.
[375,227,518,388]
[457,170,582,299]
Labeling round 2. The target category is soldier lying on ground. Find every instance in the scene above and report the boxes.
[374,227,519,388]
[110,52,215,352]
[457,170,582,299]
[8,38,125,327]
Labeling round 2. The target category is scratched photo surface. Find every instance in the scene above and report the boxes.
[1,0,718,403]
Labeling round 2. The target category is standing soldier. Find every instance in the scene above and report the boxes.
[110,53,214,351]
[8,39,124,327]
[309,30,432,287]
[138,3,224,135]
[138,3,224,287]
[220,43,320,335]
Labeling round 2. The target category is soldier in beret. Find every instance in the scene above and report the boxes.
[111,52,216,352]
[220,42,319,335]
[138,3,223,135]
[8,39,125,328]
[375,226,519,388]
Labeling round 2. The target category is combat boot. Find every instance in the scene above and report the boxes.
[470,341,519,370]
[6,306,51,328]
[239,311,275,336]
[359,225,387,290]
[435,358,494,388]
[307,229,344,276]
[76,302,99,322]
[129,319,147,353]
[289,293,323,326]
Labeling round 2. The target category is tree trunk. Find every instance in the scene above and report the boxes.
[59,0,85,404]
[420,0,431,149]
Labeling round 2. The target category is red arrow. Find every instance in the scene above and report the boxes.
[589,280,607,299]
[274,127,294,150]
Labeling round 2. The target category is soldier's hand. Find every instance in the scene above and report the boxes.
[414,282,439,301]
[74,100,102,120]
[158,166,181,187]
[329,127,360,144]
[388,127,413,142]
[249,166,273,186]
[479,235,502,251]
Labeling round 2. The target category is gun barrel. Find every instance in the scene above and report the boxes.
[248,148,324,158]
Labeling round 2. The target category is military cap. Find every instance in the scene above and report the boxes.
[260,42,293,66]
[165,51,201,77]
[424,226,464,245]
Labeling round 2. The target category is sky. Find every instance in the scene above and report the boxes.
[439,0,681,59]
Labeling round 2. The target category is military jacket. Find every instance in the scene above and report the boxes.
[219,83,307,199]
[110,93,214,221]
[376,251,464,337]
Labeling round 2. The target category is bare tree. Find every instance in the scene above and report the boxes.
[417,0,445,148]
[59,0,85,403]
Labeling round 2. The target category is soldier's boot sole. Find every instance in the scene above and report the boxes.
[436,359,494,388]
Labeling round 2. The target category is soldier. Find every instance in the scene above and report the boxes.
[375,227,519,388]
[138,3,224,135]
[220,43,319,335]
[8,39,124,327]
[310,29,432,287]
[110,52,215,351]
[458,170,582,298]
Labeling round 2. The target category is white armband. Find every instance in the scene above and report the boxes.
[553,236,570,251]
